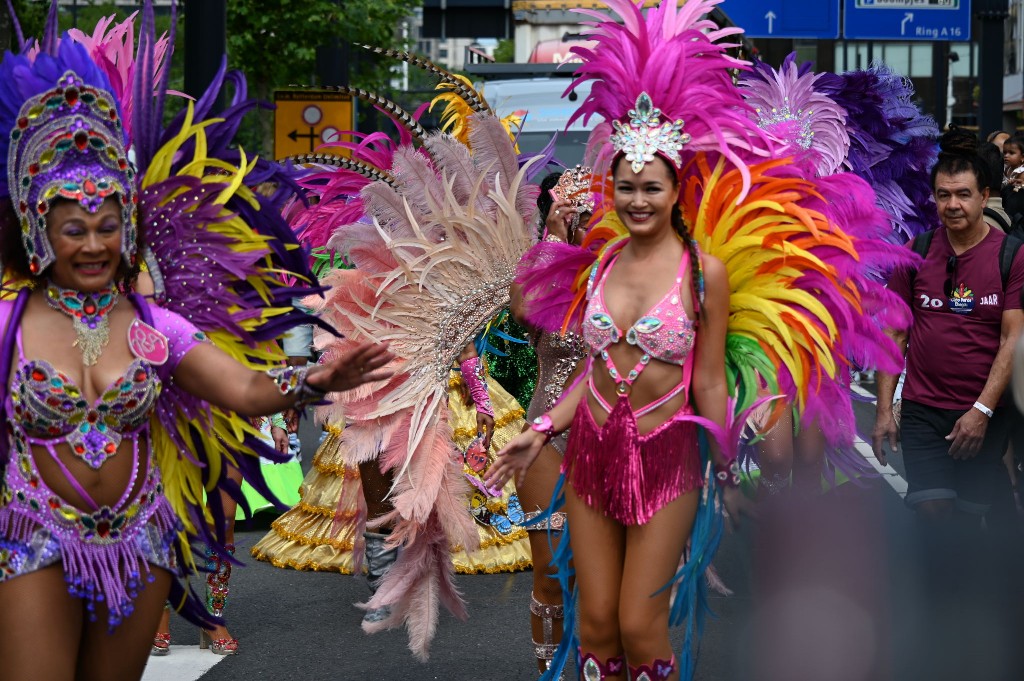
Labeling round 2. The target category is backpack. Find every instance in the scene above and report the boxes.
[910,228,1024,293]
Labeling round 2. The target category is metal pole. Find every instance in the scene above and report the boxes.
[976,0,1010,136]
[183,0,226,111]
[947,53,957,128]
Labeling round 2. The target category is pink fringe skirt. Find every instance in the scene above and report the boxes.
[562,395,702,525]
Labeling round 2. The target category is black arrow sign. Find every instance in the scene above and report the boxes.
[288,126,318,152]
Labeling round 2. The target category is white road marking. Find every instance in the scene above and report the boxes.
[141,646,226,681]
[848,383,908,498]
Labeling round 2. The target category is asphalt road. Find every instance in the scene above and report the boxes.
[143,394,1024,681]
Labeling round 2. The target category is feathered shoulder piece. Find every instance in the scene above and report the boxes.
[567,0,772,190]
[515,204,627,335]
[817,63,940,241]
[738,54,850,177]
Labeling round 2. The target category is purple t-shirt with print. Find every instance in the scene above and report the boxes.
[889,227,1024,410]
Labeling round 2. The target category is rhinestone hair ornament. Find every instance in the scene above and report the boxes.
[8,70,135,275]
[553,164,597,215]
[610,92,691,174]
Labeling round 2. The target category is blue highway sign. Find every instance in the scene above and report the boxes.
[722,0,840,39]
[843,0,971,41]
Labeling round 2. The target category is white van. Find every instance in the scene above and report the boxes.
[470,66,602,166]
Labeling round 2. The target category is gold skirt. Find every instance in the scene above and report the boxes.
[251,374,532,575]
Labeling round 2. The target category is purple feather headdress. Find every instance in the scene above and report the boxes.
[739,54,850,177]
[0,37,135,275]
[819,64,940,242]
[566,0,772,192]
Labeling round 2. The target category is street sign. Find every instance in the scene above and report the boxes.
[722,0,840,39]
[844,0,971,41]
[273,90,354,160]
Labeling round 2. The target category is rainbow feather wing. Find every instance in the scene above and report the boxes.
[684,154,914,459]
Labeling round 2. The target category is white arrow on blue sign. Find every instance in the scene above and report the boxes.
[721,0,840,39]
[843,0,972,41]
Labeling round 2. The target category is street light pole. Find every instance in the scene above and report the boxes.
[183,0,226,111]
[976,0,1010,136]
[947,51,960,129]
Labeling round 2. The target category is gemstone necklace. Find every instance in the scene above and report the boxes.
[45,282,119,366]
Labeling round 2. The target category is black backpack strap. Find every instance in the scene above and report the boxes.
[984,206,1011,232]
[998,234,1024,291]
[908,230,936,290]
[911,229,936,258]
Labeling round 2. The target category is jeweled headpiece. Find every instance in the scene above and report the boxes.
[610,93,691,174]
[8,69,135,275]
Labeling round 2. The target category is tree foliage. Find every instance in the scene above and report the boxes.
[226,0,419,155]
[494,39,514,63]
[3,1,419,156]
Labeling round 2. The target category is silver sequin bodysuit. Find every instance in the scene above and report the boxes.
[525,331,587,454]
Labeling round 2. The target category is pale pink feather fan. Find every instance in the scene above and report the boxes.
[567,0,773,194]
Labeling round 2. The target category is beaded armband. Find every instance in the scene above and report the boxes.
[266,365,328,410]
[270,413,288,430]
[713,459,741,488]
[459,356,495,418]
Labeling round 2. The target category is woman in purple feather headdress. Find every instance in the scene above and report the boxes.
[0,5,394,680]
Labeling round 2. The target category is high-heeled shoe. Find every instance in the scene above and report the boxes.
[531,593,565,679]
[202,544,239,655]
[199,628,238,655]
[151,632,171,656]
[151,603,171,656]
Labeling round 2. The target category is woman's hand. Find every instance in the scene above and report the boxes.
[484,429,547,489]
[306,341,395,394]
[544,199,575,242]
[271,426,289,454]
[476,412,495,450]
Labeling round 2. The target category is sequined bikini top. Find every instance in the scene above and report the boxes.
[583,247,696,365]
[10,349,161,469]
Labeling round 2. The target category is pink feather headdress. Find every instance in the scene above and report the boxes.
[567,0,772,192]
[738,55,851,177]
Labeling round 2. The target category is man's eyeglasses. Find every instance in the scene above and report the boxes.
[944,255,957,297]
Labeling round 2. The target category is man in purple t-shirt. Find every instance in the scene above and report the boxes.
[873,145,1024,520]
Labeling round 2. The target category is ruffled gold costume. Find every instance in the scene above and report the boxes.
[251,373,532,574]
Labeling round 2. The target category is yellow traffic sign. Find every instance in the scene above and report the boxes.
[273,90,354,160]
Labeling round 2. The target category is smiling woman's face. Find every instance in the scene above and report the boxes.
[45,197,122,291]
[612,155,680,238]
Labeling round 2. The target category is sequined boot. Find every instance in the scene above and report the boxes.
[629,656,675,681]
[362,531,398,625]
[578,650,625,680]
[200,544,238,655]
[531,593,565,679]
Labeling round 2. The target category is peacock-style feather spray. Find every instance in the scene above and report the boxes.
[310,111,540,661]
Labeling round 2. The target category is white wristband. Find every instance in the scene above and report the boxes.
[973,401,994,418]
